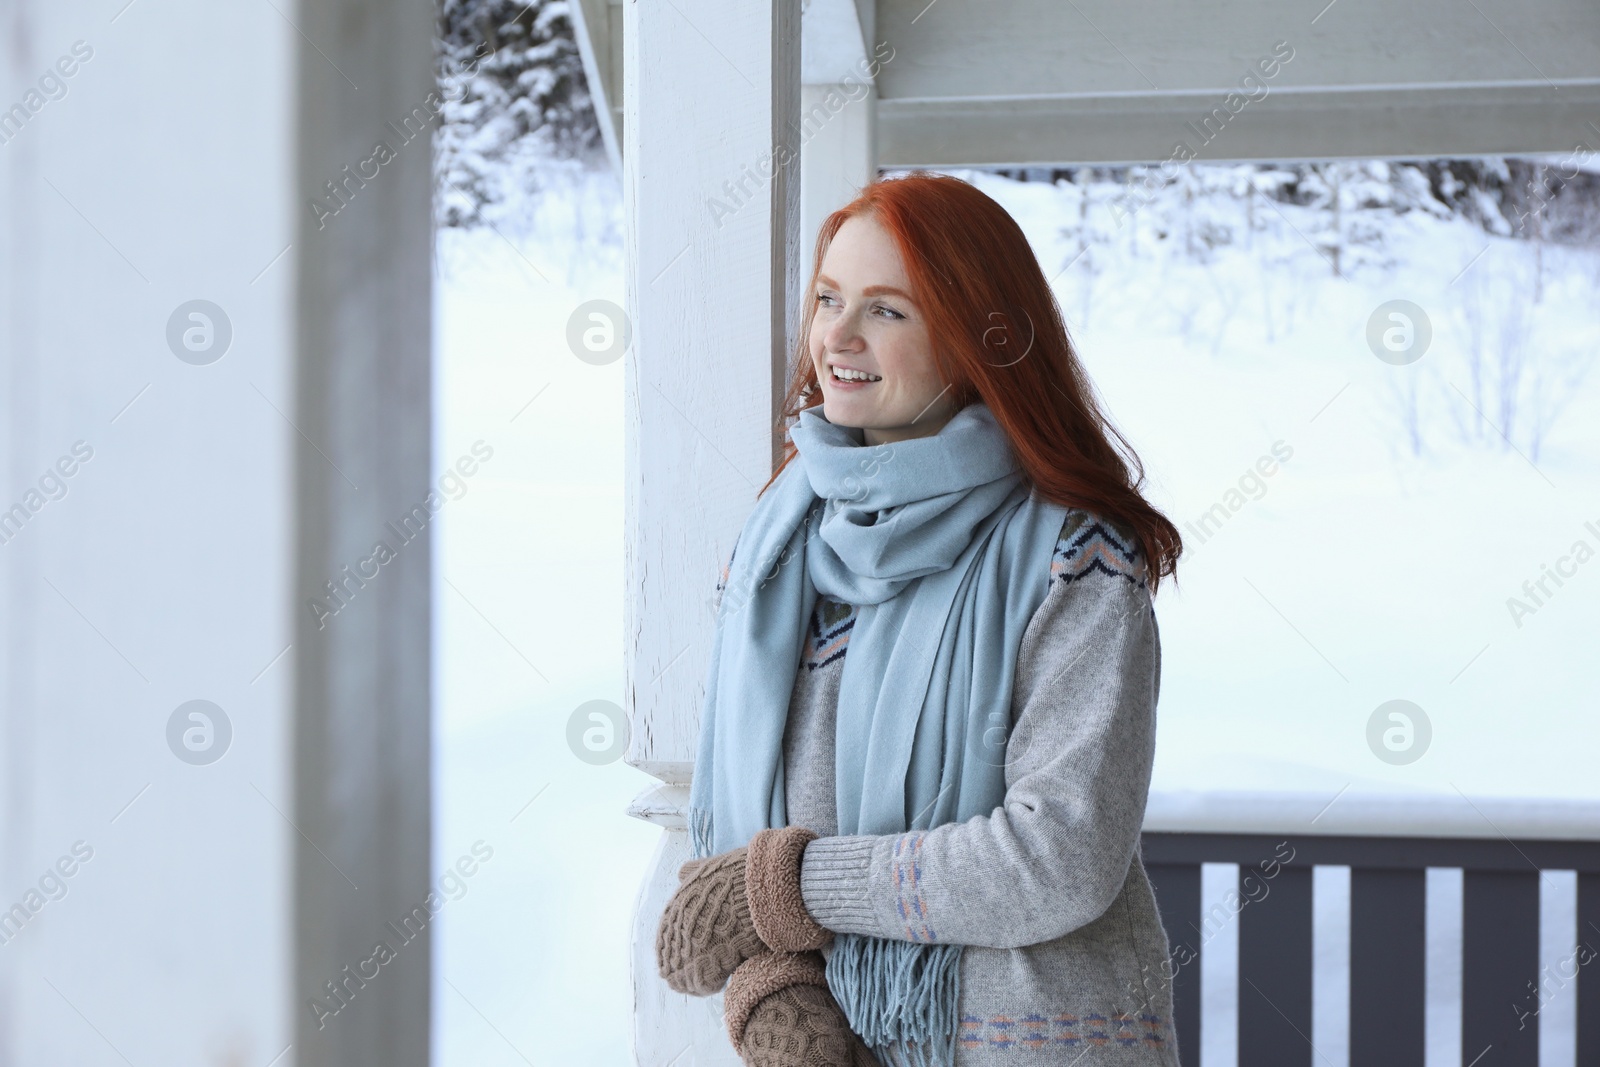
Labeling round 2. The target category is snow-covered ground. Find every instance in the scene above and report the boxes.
[951,164,1600,804]
[429,161,1600,1066]
[430,165,647,1067]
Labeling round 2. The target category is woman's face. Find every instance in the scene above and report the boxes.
[807,213,960,446]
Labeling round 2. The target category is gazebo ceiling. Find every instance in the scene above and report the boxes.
[872,0,1600,165]
[574,0,1600,168]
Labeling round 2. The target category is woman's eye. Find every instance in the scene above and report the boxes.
[815,293,837,307]
[873,304,904,320]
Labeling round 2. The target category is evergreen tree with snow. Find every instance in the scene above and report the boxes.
[434,0,604,229]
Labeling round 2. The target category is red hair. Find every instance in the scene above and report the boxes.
[762,171,1182,591]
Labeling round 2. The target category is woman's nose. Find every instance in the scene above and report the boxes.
[826,310,862,351]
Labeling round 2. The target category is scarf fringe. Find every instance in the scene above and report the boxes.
[826,933,961,1067]
[687,805,714,861]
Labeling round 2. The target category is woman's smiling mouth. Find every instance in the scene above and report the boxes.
[828,362,883,387]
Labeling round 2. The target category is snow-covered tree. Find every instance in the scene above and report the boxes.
[434,0,605,229]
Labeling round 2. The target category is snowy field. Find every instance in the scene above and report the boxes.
[429,161,1600,1066]
[952,165,1600,804]
[430,165,648,1067]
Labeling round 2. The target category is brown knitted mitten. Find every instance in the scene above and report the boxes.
[745,826,833,953]
[724,951,880,1067]
[656,845,765,996]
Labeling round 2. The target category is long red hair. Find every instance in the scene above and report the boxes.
[762,171,1182,590]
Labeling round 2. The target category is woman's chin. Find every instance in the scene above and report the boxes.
[820,396,877,428]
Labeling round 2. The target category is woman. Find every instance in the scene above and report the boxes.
[655,172,1184,1067]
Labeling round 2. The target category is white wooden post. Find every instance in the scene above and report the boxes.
[0,0,433,1063]
[800,82,876,265]
[289,1,435,1064]
[800,0,877,260]
[567,0,623,175]
[623,1,801,1062]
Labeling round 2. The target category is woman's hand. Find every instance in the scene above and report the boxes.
[655,825,834,996]
[724,950,879,1067]
[656,843,765,995]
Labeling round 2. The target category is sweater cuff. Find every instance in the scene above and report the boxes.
[798,835,882,935]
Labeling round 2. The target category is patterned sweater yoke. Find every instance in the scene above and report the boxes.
[712,505,1180,1065]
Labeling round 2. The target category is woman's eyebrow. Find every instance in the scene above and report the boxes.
[863,285,913,300]
[815,275,915,301]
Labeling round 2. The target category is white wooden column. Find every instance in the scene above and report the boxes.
[800,0,877,261]
[0,0,433,1064]
[289,1,435,1064]
[623,2,801,1063]
[800,82,876,265]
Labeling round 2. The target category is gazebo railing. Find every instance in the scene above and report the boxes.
[1139,791,1600,1067]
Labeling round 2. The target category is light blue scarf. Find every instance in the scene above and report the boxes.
[687,400,1069,1067]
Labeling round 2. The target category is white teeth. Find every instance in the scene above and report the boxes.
[832,366,882,382]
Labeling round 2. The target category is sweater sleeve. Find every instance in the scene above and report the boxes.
[796,513,1161,950]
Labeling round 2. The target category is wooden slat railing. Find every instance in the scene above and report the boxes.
[1138,791,1600,1067]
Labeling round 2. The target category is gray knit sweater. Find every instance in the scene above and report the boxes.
[714,507,1179,1065]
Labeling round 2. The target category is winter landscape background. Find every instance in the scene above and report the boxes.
[424,4,1600,1065]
